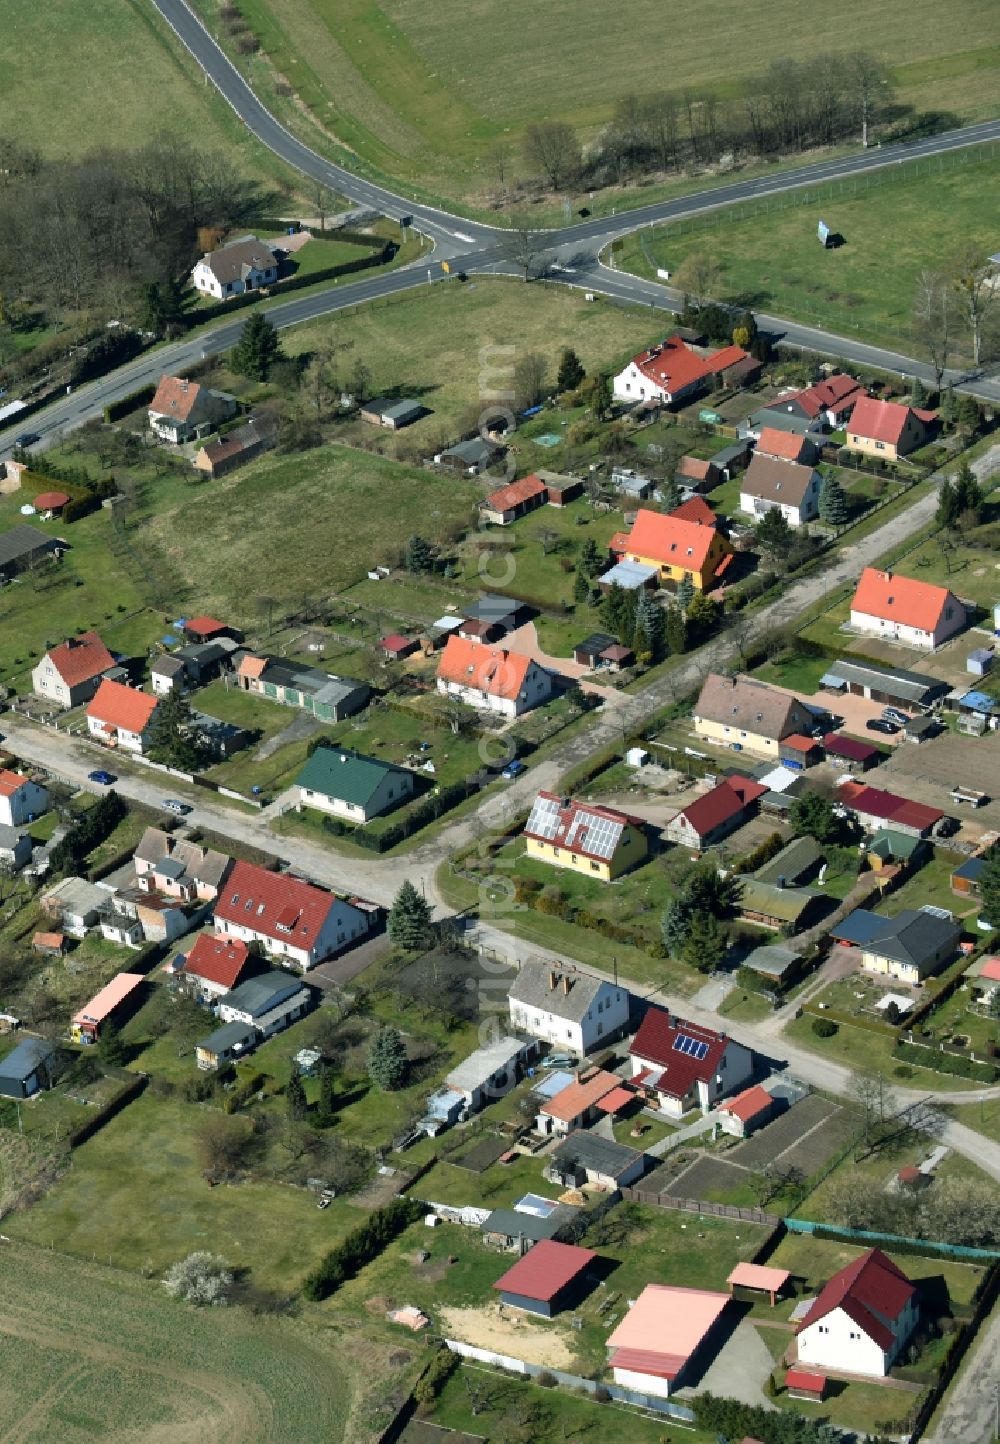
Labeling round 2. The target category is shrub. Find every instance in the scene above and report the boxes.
[163,1251,233,1307]
[536,1370,557,1388]
[413,1346,458,1406]
[812,1016,838,1038]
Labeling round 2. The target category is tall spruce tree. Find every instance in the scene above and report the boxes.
[556,348,585,391]
[819,473,850,526]
[388,880,434,950]
[230,312,283,381]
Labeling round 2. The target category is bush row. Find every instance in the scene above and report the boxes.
[511,877,665,957]
[50,790,127,875]
[223,1071,268,1114]
[67,1073,146,1149]
[188,245,395,328]
[894,1041,998,1083]
[301,1196,425,1301]
[103,383,156,423]
[320,776,482,853]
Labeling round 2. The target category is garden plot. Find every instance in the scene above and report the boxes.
[731,1095,855,1175]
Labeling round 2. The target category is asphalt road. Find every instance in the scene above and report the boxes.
[4,1,998,466]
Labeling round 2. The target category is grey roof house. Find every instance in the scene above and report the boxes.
[547,1130,648,1189]
[0,1037,58,1098]
[238,653,370,723]
[832,907,960,983]
[434,437,504,475]
[360,397,425,430]
[0,524,60,581]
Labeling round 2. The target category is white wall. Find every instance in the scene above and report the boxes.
[612,1366,673,1399]
[0,778,49,827]
[797,1306,892,1377]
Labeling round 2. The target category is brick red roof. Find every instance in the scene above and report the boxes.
[626,507,725,573]
[755,427,812,462]
[180,933,251,990]
[717,1084,773,1123]
[848,396,935,446]
[484,474,548,513]
[45,631,115,688]
[785,1368,826,1393]
[979,957,1000,982]
[628,336,717,396]
[676,456,714,482]
[86,679,158,735]
[0,769,36,798]
[524,791,645,862]
[437,636,535,701]
[823,732,881,764]
[213,860,337,948]
[837,781,943,833]
[706,344,751,374]
[670,495,717,526]
[184,616,228,638]
[793,373,865,419]
[676,774,767,840]
[630,1009,733,1098]
[797,1248,914,1353]
[150,374,203,423]
[851,567,959,634]
[493,1239,597,1303]
[381,633,416,655]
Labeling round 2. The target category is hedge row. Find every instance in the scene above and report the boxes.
[320,776,483,853]
[67,1072,146,1149]
[104,383,156,423]
[302,1197,424,1301]
[894,1041,998,1083]
[188,245,395,329]
[51,790,127,875]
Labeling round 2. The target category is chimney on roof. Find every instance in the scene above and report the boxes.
[884,569,892,581]
[549,970,558,991]
[562,974,572,994]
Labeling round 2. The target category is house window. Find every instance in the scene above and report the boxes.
[876,441,885,451]
[590,861,599,871]
[849,1330,860,1339]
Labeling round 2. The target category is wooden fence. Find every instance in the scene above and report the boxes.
[622,1185,780,1226]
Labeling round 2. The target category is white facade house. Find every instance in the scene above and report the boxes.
[211,860,371,972]
[849,568,966,651]
[191,237,279,300]
[436,636,553,719]
[507,961,630,1056]
[796,1249,917,1378]
[32,631,116,710]
[629,1008,754,1120]
[0,771,49,828]
[215,971,313,1039]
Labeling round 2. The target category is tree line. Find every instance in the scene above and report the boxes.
[0,132,277,370]
[509,52,899,198]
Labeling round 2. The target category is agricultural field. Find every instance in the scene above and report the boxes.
[192,0,1000,204]
[619,148,1000,357]
[0,1243,358,1444]
[8,0,283,179]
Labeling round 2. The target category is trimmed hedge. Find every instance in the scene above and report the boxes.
[104,383,156,423]
[67,1072,146,1149]
[302,1196,424,1301]
[894,1041,998,1083]
[190,245,395,328]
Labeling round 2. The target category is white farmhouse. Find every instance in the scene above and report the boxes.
[191,236,279,300]
[0,770,49,828]
[435,635,552,718]
[212,860,371,972]
[796,1248,918,1377]
[508,961,630,1056]
[849,568,966,650]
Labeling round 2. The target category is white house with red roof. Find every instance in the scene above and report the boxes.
[178,934,252,1001]
[436,635,552,717]
[0,769,49,829]
[793,374,865,427]
[86,680,159,754]
[613,336,718,407]
[796,1248,917,1377]
[148,375,238,445]
[629,1008,753,1119]
[212,860,371,972]
[845,396,936,461]
[31,631,116,710]
[849,567,966,650]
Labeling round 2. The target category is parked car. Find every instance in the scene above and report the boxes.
[88,770,117,785]
[161,799,191,815]
[540,1052,576,1068]
[866,719,899,735]
[14,432,40,448]
[501,759,526,780]
[881,707,909,726]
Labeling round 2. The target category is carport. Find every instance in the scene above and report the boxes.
[728,1262,791,1308]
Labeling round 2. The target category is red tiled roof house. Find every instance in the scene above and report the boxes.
[629,1008,753,1119]
[845,396,936,461]
[621,506,733,593]
[796,1248,917,1377]
[86,679,158,754]
[179,934,252,1001]
[436,636,553,718]
[32,631,116,710]
[849,567,966,650]
[664,774,767,850]
[148,375,238,445]
[613,335,718,407]
[0,769,49,829]
[480,474,549,525]
[213,860,373,972]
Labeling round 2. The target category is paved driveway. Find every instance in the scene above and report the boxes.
[677,1314,777,1409]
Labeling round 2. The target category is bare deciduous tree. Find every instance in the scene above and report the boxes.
[950,244,998,367]
[522,121,581,190]
[913,269,954,391]
[848,51,894,148]
[501,219,542,282]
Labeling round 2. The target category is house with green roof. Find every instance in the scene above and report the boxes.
[295,746,415,823]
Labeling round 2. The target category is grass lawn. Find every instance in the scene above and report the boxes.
[131,443,482,625]
[282,280,666,445]
[3,1092,363,1290]
[0,1243,356,1444]
[618,148,1000,357]
[783,1011,986,1092]
[879,850,973,919]
[192,0,1000,207]
[8,0,287,181]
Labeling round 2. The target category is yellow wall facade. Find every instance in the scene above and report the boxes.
[693,718,779,756]
[525,826,647,881]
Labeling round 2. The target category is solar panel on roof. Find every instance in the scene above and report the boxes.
[526,794,561,841]
[672,1033,709,1060]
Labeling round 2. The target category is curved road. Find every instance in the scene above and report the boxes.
[5,0,999,465]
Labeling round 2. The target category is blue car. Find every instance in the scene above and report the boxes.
[88,770,116,785]
[501,759,526,780]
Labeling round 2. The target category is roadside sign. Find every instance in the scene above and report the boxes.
[441,260,451,274]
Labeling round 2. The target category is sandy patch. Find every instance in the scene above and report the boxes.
[439,1303,577,1369]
